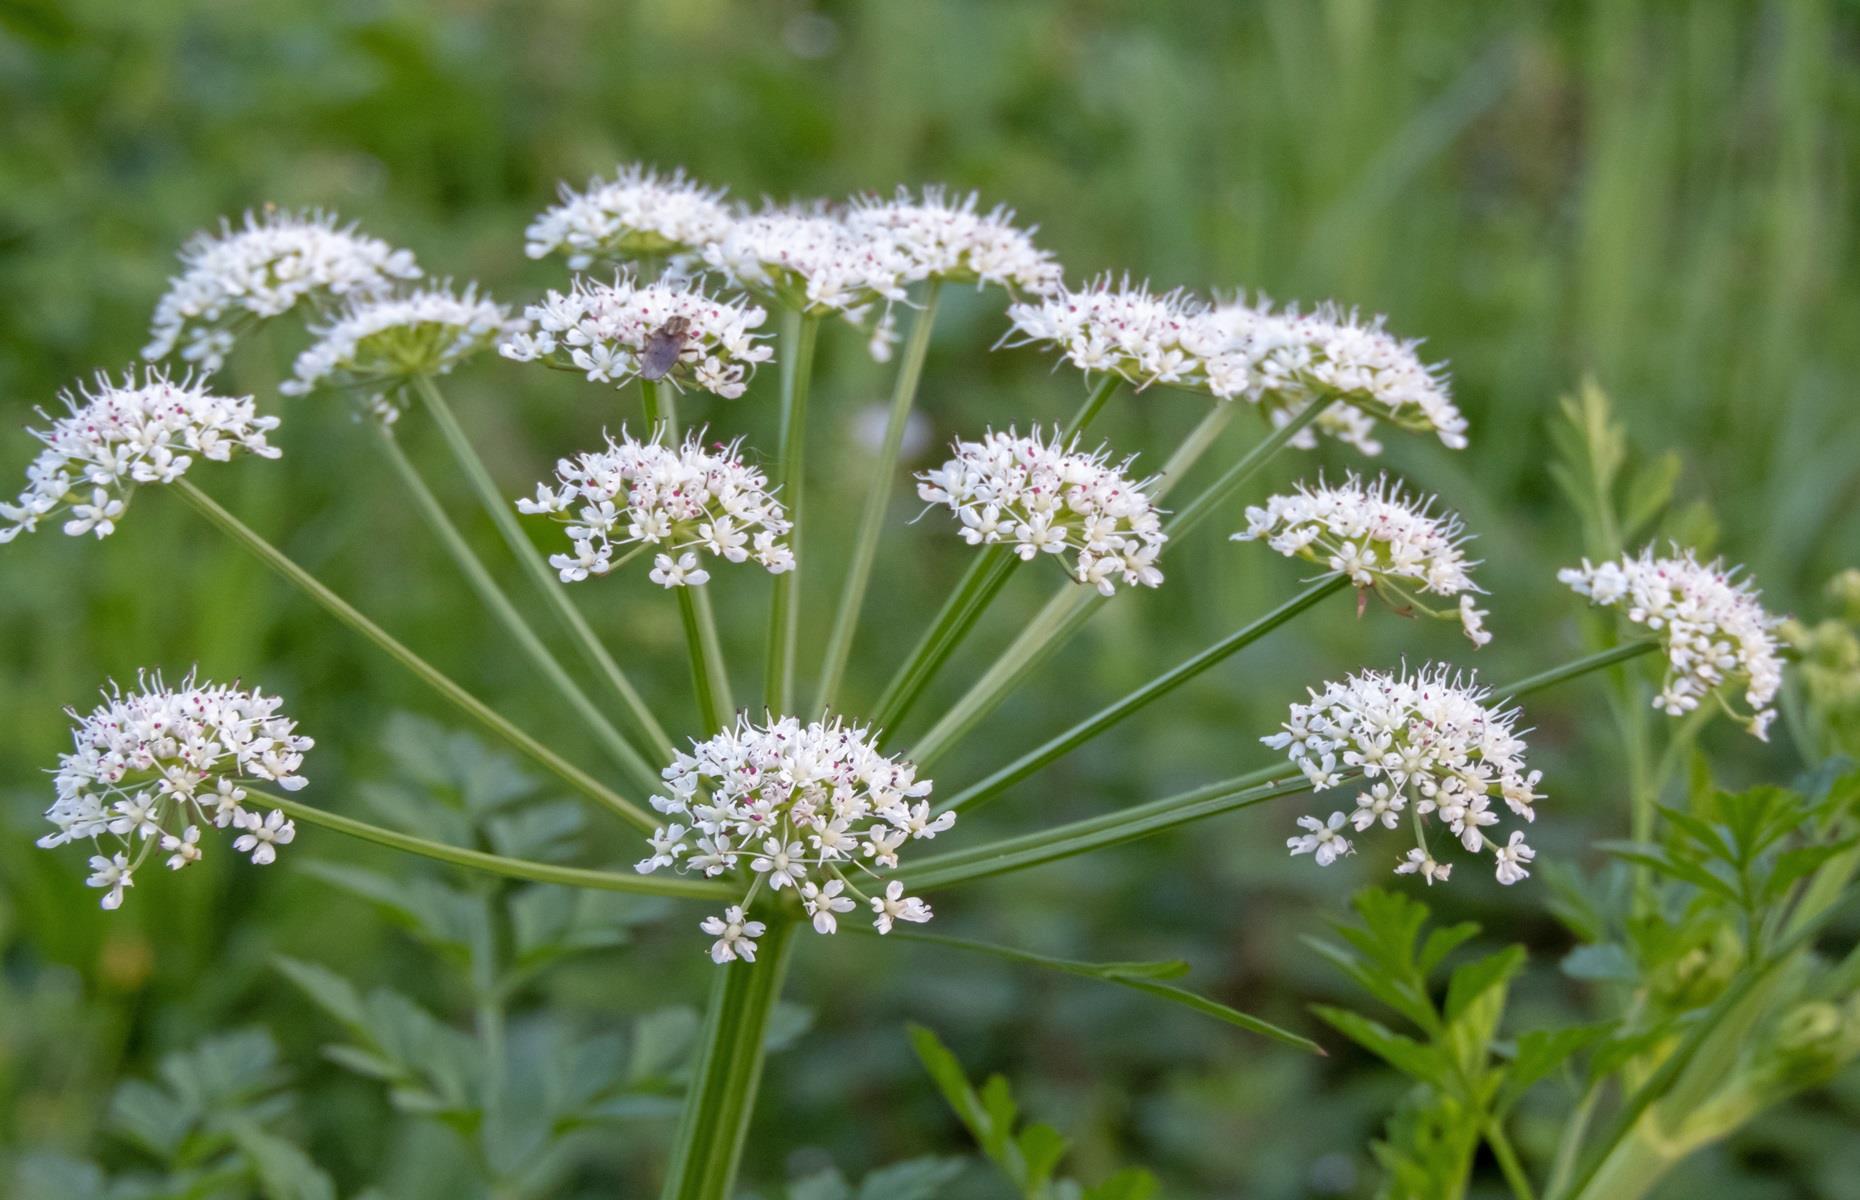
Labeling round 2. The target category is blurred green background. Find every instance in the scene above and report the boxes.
[3,0,1858,1196]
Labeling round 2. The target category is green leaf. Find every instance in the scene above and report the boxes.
[1309,1006,1443,1085]
[297,861,488,960]
[1496,1022,1614,1111]
[788,1168,853,1200]
[1444,946,1526,1025]
[1083,1167,1160,1200]
[228,1122,338,1200]
[1560,943,1639,984]
[1621,449,1682,540]
[272,956,365,1027]
[1017,1121,1069,1189]
[853,1157,967,1200]
[629,1007,701,1085]
[1597,840,1740,903]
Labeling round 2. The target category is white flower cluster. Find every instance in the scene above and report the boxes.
[1267,664,1541,886]
[516,429,794,585]
[143,209,421,373]
[703,205,910,318]
[1203,300,1465,454]
[282,284,521,418]
[1004,276,1213,393]
[1234,473,1490,645]
[38,672,313,910]
[917,427,1166,596]
[636,715,952,963]
[1,370,280,544]
[1006,280,1466,455]
[1559,547,1786,739]
[498,272,772,398]
[524,164,734,270]
[847,186,1062,295]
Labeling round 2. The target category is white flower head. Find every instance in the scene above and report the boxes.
[144,209,421,373]
[525,164,733,270]
[702,203,910,357]
[1265,663,1541,886]
[1234,473,1490,644]
[282,283,522,418]
[846,186,1062,295]
[517,428,792,584]
[38,670,312,908]
[917,426,1167,595]
[1559,546,1786,739]
[1,370,280,544]
[1004,275,1215,393]
[638,714,949,961]
[498,271,773,398]
[1199,298,1465,454]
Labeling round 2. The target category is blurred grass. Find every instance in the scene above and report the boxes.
[2,1,1857,1196]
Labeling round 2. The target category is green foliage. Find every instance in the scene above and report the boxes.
[908,1025,1158,1200]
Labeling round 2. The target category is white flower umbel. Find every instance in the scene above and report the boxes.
[1559,546,1786,739]
[282,284,521,419]
[1266,664,1542,885]
[703,204,910,318]
[516,428,793,584]
[144,209,421,373]
[1005,276,1220,394]
[37,671,313,909]
[636,715,951,963]
[1,370,280,543]
[917,427,1167,596]
[1201,299,1466,454]
[846,186,1062,295]
[498,272,772,398]
[1234,473,1490,645]
[524,164,733,270]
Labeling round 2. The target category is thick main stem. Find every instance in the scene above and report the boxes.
[413,375,674,762]
[934,575,1349,802]
[815,283,942,712]
[173,480,655,830]
[256,793,722,897]
[659,919,800,1200]
[765,312,820,715]
[370,421,660,794]
[678,586,731,734]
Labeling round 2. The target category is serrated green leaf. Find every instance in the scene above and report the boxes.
[1310,1006,1443,1084]
[1444,946,1525,1025]
[1496,1022,1614,1111]
[1418,921,1481,977]
[1017,1122,1068,1189]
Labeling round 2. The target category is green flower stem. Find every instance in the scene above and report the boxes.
[412,374,675,763]
[905,400,1291,767]
[1502,640,1659,698]
[641,378,681,438]
[677,585,731,734]
[869,546,1020,739]
[1061,372,1122,439]
[1160,394,1336,540]
[173,480,655,831]
[815,282,943,713]
[915,643,1664,893]
[255,792,724,898]
[909,772,1314,891]
[369,421,661,794]
[765,311,820,714]
[1485,1118,1538,1200]
[659,918,800,1200]
[933,574,1350,802]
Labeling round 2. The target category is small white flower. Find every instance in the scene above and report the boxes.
[498,271,773,397]
[85,854,134,909]
[1493,831,1535,885]
[918,427,1166,594]
[1287,812,1354,866]
[231,808,296,865]
[801,879,855,934]
[870,880,933,934]
[1559,546,1785,739]
[525,164,733,269]
[37,671,314,908]
[700,906,767,964]
[1,371,280,545]
[144,209,420,373]
[1267,664,1541,885]
[519,429,791,584]
[1394,848,1452,885]
[703,203,910,317]
[1234,473,1489,643]
[643,714,949,961]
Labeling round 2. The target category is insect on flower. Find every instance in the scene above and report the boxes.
[638,315,693,381]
